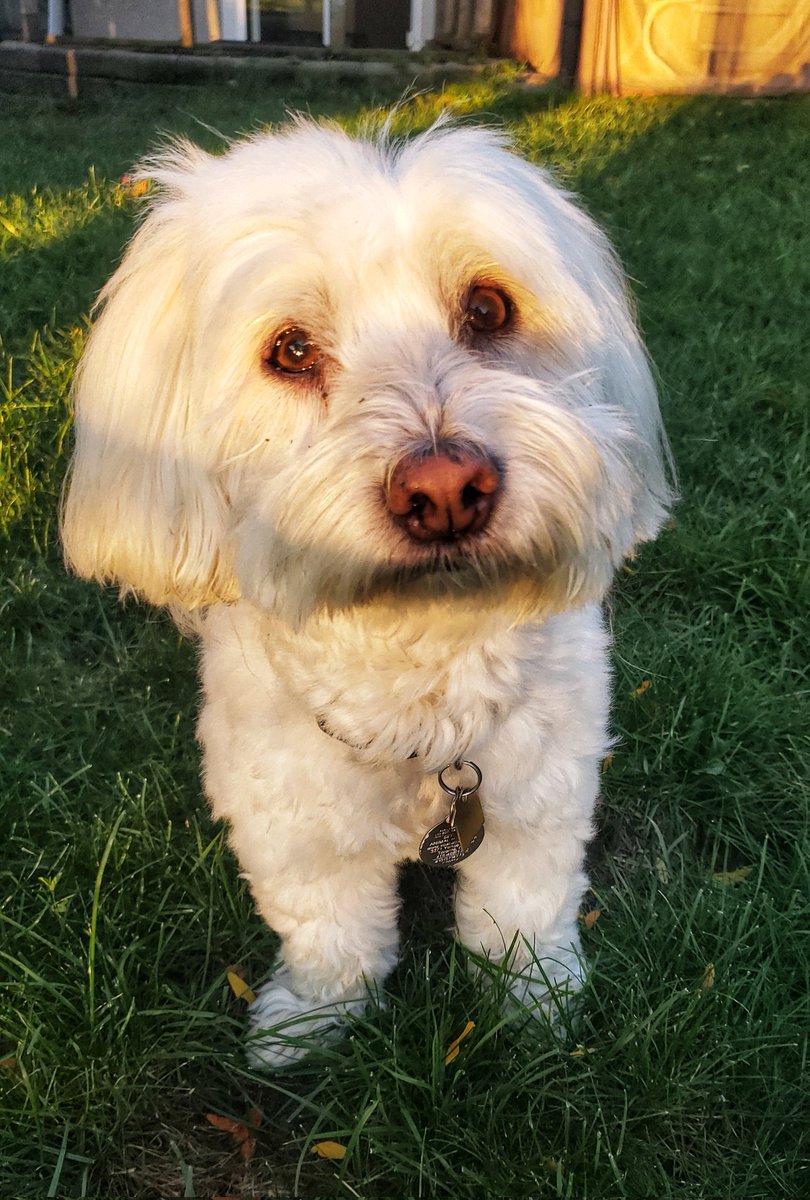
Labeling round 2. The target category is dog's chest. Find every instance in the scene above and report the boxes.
[258,606,528,770]
[198,601,609,861]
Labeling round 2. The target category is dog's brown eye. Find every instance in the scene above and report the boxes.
[465,285,512,334]
[264,327,321,375]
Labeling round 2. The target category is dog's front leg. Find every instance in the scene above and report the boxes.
[246,850,400,1068]
[454,816,589,1021]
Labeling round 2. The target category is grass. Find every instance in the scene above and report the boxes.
[1,74,808,1199]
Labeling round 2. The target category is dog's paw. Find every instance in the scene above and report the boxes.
[505,944,586,1024]
[246,967,367,1069]
[470,940,586,1031]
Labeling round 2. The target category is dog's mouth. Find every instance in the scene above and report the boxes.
[380,537,506,590]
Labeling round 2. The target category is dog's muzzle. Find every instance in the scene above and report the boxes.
[386,446,500,544]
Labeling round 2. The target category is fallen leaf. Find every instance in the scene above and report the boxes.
[0,1055,17,1070]
[712,866,753,886]
[700,963,715,991]
[655,859,669,885]
[227,971,257,1005]
[311,1141,347,1160]
[119,173,152,197]
[205,1109,261,1162]
[582,909,601,930]
[630,679,651,698]
[600,754,614,774]
[445,1019,475,1064]
[569,1045,595,1057]
[205,1112,249,1141]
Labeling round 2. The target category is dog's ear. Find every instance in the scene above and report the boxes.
[532,167,676,549]
[574,221,676,549]
[480,141,676,550]
[61,147,238,611]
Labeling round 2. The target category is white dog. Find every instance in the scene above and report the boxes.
[61,118,672,1067]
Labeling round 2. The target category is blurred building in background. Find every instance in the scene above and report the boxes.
[2,1,808,95]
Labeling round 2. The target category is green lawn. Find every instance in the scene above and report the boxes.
[1,75,808,1199]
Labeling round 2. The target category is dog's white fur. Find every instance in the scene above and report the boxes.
[61,119,672,1067]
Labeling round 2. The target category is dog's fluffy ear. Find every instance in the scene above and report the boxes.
[531,168,676,549]
[61,146,238,611]
[468,135,675,550]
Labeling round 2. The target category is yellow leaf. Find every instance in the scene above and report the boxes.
[582,908,602,930]
[227,971,257,1005]
[712,866,753,886]
[445,1019,475,1064]
[569,1045,595,1057]
[630,679,651,698]
[600,754,614,774]
[311,1141,347,1160]
[119,174,152,197]
[700,963,715,991]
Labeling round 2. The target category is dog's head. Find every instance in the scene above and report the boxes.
[61,120,673,625]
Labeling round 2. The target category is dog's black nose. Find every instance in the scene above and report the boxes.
[387,448,500,543]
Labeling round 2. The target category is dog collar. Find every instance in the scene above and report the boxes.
[317,716,485,865]
[316,714,419,760]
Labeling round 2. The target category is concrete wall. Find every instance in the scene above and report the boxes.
[70,0,221,43]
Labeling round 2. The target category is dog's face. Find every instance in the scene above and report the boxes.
[62,121,672,625]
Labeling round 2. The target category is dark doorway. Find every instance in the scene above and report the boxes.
[353,0,411,49]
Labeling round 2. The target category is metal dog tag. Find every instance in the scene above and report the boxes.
[419,760,485,867]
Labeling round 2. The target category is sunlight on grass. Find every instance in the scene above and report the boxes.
[0,174,120,255]
[0,326,83,549]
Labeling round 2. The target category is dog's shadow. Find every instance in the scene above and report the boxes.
[397,862,455,942]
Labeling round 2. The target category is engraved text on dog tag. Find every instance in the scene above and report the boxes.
[419,789,485,866]
[419,761,485,866]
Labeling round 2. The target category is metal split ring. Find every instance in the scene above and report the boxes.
[438,759,482,798]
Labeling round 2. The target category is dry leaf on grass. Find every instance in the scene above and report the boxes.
[700,963,716,991]
[581,908,602,929]
[119,174,152,197]
[204,1110,261,1162]
[0,1055,17,1070]
[712,866,753,885]
[227,970,257,1005]
[445,1019,475,1064]
[630,679,651,698]
[311,1141,347,1160]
